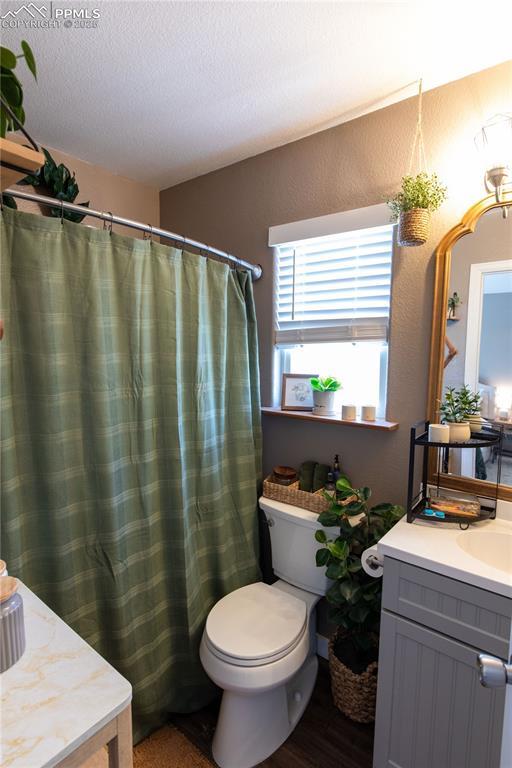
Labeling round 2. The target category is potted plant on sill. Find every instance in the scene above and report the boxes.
[310,377,341,417]
[0,42,44,193]
[315,484,403,722]
[387,172,447,247]
[439,385,482,442]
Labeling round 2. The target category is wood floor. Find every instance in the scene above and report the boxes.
[172,659,374,768]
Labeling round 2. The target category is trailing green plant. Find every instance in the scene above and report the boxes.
[315,483,403,671]
[439,385,482,423]
[310,376,342,392]
[387,172,447,222]
[16,148,89,222]
[0,41,36,138]
[447,292,461,316]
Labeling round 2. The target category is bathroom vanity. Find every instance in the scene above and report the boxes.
[1,582,133,768]
[373,515,512,768]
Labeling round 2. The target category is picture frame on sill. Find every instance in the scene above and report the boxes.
[281,373,318,411]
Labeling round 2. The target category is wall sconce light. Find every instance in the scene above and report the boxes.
[475,113,512,206]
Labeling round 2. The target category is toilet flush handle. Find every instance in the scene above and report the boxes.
[265,516,274,527]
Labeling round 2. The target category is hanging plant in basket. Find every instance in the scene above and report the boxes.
[388,172,447,246]
[315,483,403,722]
[387,79,447,247]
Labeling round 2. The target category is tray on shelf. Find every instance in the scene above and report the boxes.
[409,496,496,528]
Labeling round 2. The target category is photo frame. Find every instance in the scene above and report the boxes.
[281,373,318,411]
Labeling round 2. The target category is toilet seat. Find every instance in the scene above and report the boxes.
[205,582,307,667]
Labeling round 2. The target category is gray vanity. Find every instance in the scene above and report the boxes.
[373,517,512,768]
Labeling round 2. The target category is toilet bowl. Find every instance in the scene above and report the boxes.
[200,497,335,768]
[200,581,320,768]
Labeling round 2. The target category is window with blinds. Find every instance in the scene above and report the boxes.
[274,223,393,346]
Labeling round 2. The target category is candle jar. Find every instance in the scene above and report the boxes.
[0,577,26,673]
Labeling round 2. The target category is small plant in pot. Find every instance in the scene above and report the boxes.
[387,172,447,247]
[439,385,482,442]
[315,484,403,722]
[310,377,341,417]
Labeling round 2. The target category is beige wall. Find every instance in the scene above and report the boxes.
[11,142,159,239]
[160,61,512,506]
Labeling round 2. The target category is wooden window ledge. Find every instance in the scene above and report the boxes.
[261,406,398,431]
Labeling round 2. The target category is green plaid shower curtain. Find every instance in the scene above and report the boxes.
[0,207,261,739]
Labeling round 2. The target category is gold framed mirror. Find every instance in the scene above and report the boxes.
[427,191,512,501]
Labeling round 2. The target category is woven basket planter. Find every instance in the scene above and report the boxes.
[397,208,430,247]
[328,632,378,723]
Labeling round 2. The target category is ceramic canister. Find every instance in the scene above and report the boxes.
[0,577,26,673]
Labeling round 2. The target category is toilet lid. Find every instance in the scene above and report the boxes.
[205,583,307,664]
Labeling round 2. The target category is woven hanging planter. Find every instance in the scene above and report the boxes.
[328,631,378,723]
[397,207,430,247]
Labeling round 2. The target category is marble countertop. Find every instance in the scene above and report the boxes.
[378,515,512,598]
[0,582,132,768]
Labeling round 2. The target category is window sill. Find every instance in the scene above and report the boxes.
[261,406,399,431]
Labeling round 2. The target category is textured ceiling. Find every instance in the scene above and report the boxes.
[2,0,511,189]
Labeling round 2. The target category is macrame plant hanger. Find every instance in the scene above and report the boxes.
[408,79,429,178]
[397,78,432,247]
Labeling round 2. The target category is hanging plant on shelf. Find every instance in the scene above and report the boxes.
[14,148,90,222]
[387,80,447,247]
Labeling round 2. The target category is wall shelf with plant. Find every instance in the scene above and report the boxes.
[7,147,90,222]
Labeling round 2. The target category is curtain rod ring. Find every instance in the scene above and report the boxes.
[103,212,113,234]
[181,237,187,256]
[143,224,154,241]
[60,199,65,223]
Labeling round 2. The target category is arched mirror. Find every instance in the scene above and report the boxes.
[428,192,512,501]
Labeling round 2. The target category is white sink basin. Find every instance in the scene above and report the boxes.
[457,531,512,574]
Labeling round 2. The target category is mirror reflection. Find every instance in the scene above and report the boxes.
[442,206,512,486]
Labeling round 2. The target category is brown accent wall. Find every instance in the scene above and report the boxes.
[11,142,159,239]
[160,61,512,505]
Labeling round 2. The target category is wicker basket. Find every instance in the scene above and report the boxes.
[262,475,329,514]
[328,632,378,723]
[398,208,430,247]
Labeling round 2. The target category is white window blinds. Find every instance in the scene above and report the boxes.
[274,223,393,346]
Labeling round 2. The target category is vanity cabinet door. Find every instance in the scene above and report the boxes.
[373,611,505,768]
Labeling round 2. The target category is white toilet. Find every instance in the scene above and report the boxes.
[200,496,333,768]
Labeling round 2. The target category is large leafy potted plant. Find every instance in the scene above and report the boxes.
[315,483,403,722]
[387,172,447,247]
[310,376,341,417]
[0,42,44,192]
[439,385,482,442]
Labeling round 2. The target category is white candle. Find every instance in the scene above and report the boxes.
[428,423,450,443]
[342,404,356,420]
[362,405,376,421]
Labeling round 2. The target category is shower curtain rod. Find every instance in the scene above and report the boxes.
[3,188,263,280]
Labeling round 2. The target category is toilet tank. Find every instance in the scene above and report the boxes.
[259,496,338,596]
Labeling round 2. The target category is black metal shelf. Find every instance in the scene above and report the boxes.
[406,420,503,528]
[414,428,501,450]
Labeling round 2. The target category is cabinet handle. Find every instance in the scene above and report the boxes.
[477,654,512,688]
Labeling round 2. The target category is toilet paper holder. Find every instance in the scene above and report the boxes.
[365,553,383,571]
